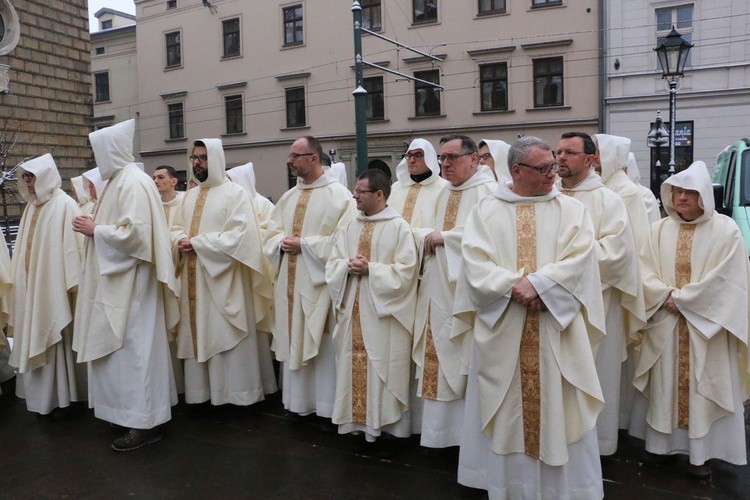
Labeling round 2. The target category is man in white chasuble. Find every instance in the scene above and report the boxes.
[171,139,274,409]
[456,136,606,499]
[326,169,418,453]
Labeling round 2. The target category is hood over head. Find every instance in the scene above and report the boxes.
[479,138,511,183]
[89,119,136,180]
[82,167,107,200]
[626,153,641,184]
[395,138,440,184]
[227,161,258,198]
[595,134,631,183]
[71,175,90,205]
[188,138,227,188]
[17,153,61,205]
[661,160,714,224]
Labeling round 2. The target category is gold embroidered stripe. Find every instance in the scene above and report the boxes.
[560,190,575,197]
[401,184,422,224]
[421,310,439,400]
[516,203,541,458]
[24,205,42,279]
[187,188,209,358]
[442,190,463,231]
[287,189,312,339]
[163,205,172,224]
[351,221,375,424]
[675,223,696,429]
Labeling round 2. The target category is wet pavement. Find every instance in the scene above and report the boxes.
[1,378,748,499]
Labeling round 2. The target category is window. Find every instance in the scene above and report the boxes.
[95,46,105,55]
[222,17,241,57]
[165,31,181,68]
[285,86,306,127]
[94,72,110,102]
[283,5,303,46]
[414,70,440,116]
[168,102,185,139]
[225,94,244,134]
[362,0,382,31]
[101,19,112,30]
[533,57,563,107]
[480,63,508,111]
[478,0,506,15]
[531,0,562,7]
[166,0,177,9]
[363,76,384,120]
[413,0,437,24]
[0,13,4,44]
[656,4,693,68]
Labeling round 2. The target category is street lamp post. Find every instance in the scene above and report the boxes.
[654,26,693,174]
[647,110,670,198]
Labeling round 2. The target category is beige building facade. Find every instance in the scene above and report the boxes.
[120,0,601,200]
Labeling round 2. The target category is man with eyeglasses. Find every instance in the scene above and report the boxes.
[389,138,447,231]
[412,134,496,451]
[171,139,275,412]
[265,136,356,420]
[325,169,418,455]
[8,154,85,420]
[556,131,647,457]
[456,136,606,498]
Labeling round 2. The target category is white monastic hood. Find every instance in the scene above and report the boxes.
[626,152,641,184]
[661,160,714,224]
[89,119,136,181]
[330,162,348,187]
[17,153,61,205]
[188,138,227,188]
[70,175,90,205]
[395,138,440,184]
[227,161,258,198]
[595,134,631,183]
[479,138,511,183]
[82,167,107,200]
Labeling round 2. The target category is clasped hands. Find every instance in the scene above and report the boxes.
[512,276,547,312]
[347,254,369,276]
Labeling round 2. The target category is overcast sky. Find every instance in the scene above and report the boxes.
[88,0,136,32]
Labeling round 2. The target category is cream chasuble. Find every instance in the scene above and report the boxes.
[414,166,496,402]
[455,182,605,466]
[264,173,356,369]
[634,162,750,465]
[627,153,661,224]
[556,172,647,455]
[326,207,418,431]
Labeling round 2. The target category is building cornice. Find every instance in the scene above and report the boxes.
[159,90,187,99]
[605,86,750,104]
[466,45,516,57]
[274,71,311,81]
[520,39,573,50]
[402,54,447,64]
[216,81,247,90]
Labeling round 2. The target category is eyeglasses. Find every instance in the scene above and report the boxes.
[402,152,424,161]
[438,153,472,164]
[288,153,314,161]
[353,189,376,195]
[21,172,35,181]
[479,152,493,162]
[189,154,208,162]
[517,162,559,175]
[555,150,586,157]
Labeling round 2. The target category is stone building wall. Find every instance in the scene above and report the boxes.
[0,0,92,216]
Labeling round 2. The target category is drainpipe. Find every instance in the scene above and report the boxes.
[598,0,606,133]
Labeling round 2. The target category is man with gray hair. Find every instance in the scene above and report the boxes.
[456,136,606,498]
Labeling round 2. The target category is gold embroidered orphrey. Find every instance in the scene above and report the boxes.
[23,204,43,279]
[675,223,696,429]
[400,184,422,225]
[187,187,209,357]
[516,203,541,458]
[351,221,375,424]
[286,189,312,340]
[421,190,464,400]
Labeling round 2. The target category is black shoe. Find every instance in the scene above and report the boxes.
[112,428,162,452]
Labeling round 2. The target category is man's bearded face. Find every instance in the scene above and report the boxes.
[192,146,209,182]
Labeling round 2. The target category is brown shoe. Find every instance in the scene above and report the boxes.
[111,428,162,452]
[687,463,711,479]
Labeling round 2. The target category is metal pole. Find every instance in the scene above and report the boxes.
[352,1,369,176]
[668,80,677,174]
